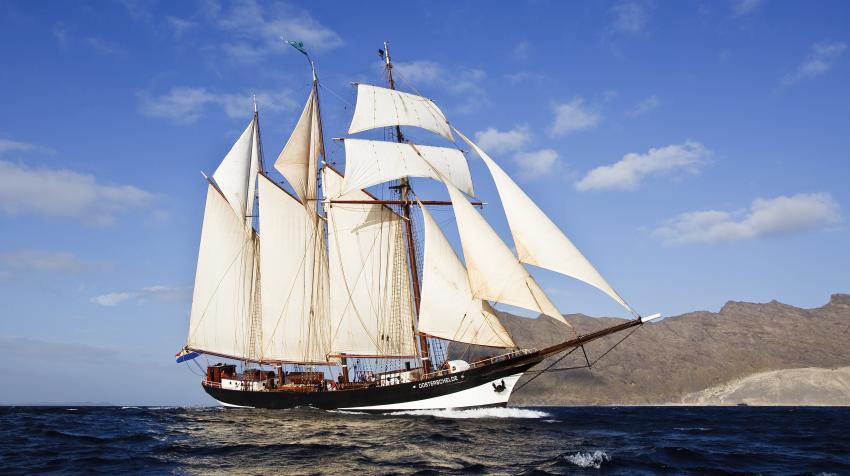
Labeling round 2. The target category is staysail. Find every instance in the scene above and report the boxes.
[418,203,515,347]
[454,128,635,315]
[348,84,453,141]
[274,87,322,205]
[257,174,331,363]
[187,183,259,359]
[445,183,569,326]
[340,139,474,197]
[212,119,259,223]
[323,168,417,357]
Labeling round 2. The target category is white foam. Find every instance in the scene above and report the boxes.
[388,407,551,419]
[327,409,367,415]
[565,450,610,469]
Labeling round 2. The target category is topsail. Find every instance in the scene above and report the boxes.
[348,84,453,141]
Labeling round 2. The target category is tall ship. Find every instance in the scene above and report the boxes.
[176,42,660,411]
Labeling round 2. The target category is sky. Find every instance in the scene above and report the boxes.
[0,0,848,405]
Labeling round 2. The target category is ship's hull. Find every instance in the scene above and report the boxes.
[203,351,544,411]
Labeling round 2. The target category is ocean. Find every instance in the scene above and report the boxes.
[1,406,848,474]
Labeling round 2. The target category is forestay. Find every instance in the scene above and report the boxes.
[348,84,453,141]
[323,168,417,357]
[257,174,332,363]
[274,87,322,204]
[212,119,259,223]
[454,128,635,315]
[187,183,259,359]
[445,183,570,327]
[418,204,515,348]
[340,139,474,197]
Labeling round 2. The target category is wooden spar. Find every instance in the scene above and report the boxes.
[383,41,431,374]
[329,199,484,206]
[537,318,643,359]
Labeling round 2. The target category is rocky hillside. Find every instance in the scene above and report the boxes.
[449,294,850,405]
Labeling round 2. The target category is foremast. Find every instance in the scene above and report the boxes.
[381,42,431,374]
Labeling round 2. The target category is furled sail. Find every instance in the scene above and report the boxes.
[323,168,417,357]
[257,174,331,363]
[274,87,322,204]
[340,139,474,197]
[454,129,635,315]
[348,84,453,141]
[212,119,259,222]
[445,183,569,326]
[418,203,515,347]
[187,183,259,359]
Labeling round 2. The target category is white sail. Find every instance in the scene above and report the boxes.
[418,204,515,347]
[323,168,417,357]
[455,128,634,315]
[212,118,259,222]
[340,139,474,197]
[187,183,259,359]
[348,84,453,141]
[445,183,569,326]
[257,174,331,363]
[274,87,322,204]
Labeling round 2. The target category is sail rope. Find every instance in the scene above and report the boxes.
[513,325,642,394]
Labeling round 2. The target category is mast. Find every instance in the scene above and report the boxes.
[383,41,431,374]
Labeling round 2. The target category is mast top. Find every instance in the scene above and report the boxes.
[252,93,257,113]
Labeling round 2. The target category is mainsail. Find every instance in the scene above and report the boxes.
[348,84,453,141]
[187,183,259,359]
[323,168,417,357]
[454,128,635,316]
[418,203,515,348]
[257,174,331,363]
[340,139,474,197]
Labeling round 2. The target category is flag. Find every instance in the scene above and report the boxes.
[286,40,308,56]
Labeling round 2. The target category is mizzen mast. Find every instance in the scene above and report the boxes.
[381,41,431,374]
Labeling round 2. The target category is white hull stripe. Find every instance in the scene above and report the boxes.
[340,373,524,411]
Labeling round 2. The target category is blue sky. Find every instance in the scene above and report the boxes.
[0,0,847,405]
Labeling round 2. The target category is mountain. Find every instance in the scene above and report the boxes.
[449,294,850,405]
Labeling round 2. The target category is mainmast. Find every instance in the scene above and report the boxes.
[382,42,431,374]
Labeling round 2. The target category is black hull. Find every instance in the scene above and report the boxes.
[204,351,544,410]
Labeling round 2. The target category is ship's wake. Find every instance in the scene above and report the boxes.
[387,407,551,419]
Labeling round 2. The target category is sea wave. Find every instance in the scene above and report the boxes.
[388,407,551,419]
[564,450,610,469]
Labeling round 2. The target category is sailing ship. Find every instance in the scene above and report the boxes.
[176,43,660,411]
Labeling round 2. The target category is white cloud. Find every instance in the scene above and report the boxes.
[610,1,651,34]
[165,16,195,38]
[393,60,488,114]
[0,160,154,225]
[504,71,546,85]
[780,42,847,88]
[474,126,531,154]
[576,141,709,191]
[513,149,560,181]
[548,98,602,137]
[91,285,191,306]
[84,37,124,55]
[0,250,90,274]
[512,41,531,60]
[138,87,295,124]
[731,0,764,17]
[654,193,841,244]
[52,23,68,48]
[0,138,37,156]
[205,0,342,63]
[625,94,660,117]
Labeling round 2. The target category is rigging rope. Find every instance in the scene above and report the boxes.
[513,325,642,393]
